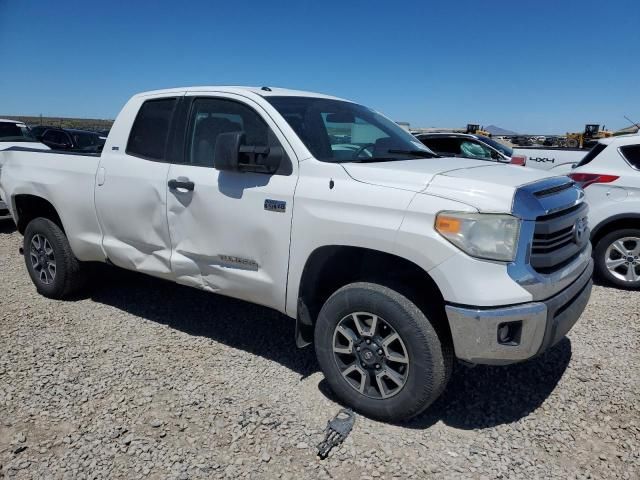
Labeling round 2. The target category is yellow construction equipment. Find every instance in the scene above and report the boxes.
[566,124,613,148]
[466,124,492,137]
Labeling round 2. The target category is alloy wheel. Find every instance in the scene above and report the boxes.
[605,237,640,283]
[29,234,57,285]
[332,312,409,399]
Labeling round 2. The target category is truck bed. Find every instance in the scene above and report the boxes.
[0,147,104,261]
[512,146,587,171]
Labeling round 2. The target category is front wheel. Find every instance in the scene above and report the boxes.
[24,217,86,298]
[594,229,640,289]
[314,282,452,421]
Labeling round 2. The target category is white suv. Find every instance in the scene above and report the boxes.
[569,134,640,289]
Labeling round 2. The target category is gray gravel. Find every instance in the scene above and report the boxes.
[0,221,638,479]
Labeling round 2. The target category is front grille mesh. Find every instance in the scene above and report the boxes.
[530,203,588,274]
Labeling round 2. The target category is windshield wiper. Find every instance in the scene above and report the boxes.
[344,157,399,163]
[387,149,440,158]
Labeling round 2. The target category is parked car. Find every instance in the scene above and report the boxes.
[0,119,50,152]
[0,119,49,218]
[0,86,593,421]
[568,134,640,289]
[34,127,106,153]
[414,133,527,165]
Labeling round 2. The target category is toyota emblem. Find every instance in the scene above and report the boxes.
[574,218,587,244]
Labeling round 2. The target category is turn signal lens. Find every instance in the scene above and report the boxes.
[435,216,461,234]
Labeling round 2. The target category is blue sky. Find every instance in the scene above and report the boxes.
[0,0,638,133]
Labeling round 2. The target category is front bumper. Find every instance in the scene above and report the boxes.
[445,258,593,365]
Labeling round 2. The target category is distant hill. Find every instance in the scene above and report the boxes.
[484,125,518,136]
[0,115,114,132]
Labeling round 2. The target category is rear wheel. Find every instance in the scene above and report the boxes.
[314,282,452,421]
[24,218,86,298]
[594,229,640,290]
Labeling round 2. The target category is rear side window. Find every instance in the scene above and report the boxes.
[127,98,177,160]
[620,144,640,170]
[575,142,607,168]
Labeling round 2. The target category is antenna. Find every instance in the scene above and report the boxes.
[623,115,640,130]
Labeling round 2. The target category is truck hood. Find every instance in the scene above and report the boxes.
[342,158,560,212]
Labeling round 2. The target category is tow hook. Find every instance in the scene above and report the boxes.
[18,247,24,255]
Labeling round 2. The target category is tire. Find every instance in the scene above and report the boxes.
[314,282,452,422]
[24,217,86,298]
[594,229,640,290]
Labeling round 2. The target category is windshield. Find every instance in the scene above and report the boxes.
[0,122,37,142]
[266,96,435,162]
[477,135,513,157]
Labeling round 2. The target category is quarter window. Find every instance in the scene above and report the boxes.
[185,98,277,168]
[620,145,640,170]
[126,98,177,160]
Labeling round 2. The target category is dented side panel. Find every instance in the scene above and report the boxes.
[93,92,181,279]
[166,165,297,311]
[95,153,173,277]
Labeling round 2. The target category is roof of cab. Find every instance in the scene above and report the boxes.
[0,118,25,124]
[134,86,350,102]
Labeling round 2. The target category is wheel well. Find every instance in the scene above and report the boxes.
[296,246,451,347]
[591,215,640,247]
[13,195,64,235]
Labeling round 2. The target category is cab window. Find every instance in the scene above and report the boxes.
[126,98,177,161]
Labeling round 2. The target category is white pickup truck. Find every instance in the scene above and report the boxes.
[0,87,593,421]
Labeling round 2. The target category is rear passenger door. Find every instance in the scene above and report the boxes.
[165,93,298,312]
[95,94,181,278]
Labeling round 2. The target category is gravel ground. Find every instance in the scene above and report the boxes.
[0,221,638,479]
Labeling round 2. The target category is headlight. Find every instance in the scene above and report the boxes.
[435,212,521,262]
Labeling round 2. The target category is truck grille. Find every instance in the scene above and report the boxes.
[531,202,589,274]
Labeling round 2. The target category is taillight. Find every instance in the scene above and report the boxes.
[510,155,527,166]
[568,173,619,188]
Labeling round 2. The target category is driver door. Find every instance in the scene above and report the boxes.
[166,93,298,312]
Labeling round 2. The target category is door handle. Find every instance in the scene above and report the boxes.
[168,178,195,191]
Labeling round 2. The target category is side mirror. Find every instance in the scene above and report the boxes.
[214,132,243,171]
[214,131,283,174]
